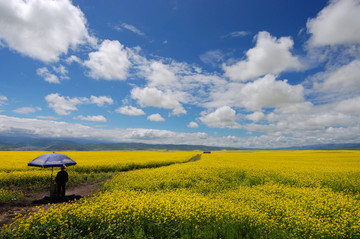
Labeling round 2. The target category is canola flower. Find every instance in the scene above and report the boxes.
[0,151,197,188]
[0,188,23,203]
[1,150,360,238]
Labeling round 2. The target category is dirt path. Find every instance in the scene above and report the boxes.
[0,154,202,227]
[188,154,201,162]
[0,180,107,227]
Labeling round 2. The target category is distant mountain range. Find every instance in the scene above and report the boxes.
[0,136,359,151]
[0,136,242,151]
[283,143,360,150]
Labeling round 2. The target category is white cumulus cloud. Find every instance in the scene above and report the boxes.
[75,115,107,122]
[1,115,359,148]
[0,115,215,146]
[90,96,114,107]
[203,82,244,108]
[314,60,360,93]
[84,40,131,80]
[199,106,238,128]
[45,93,112,115]
[240,75,304,110]
[0,0,95,62]
[245,111,265,122]
[333,96,360,114]
[37,67,60,84]
[116,106,145,116]
[66,55,82,64]
[147,113,165,122]
[147,61,178,88]
[223,31,303,81]
[131,87,186,115]
[187,121,199,128]
[45,93,88,116]
[307,0,360,46]
[52,64,69,79]
[275,102,314,114]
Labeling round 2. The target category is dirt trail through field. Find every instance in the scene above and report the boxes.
[0,154,202,227]
[0,180,106,227]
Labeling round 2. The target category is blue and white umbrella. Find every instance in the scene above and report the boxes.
[28,152,76,168]
[28,152,76,181]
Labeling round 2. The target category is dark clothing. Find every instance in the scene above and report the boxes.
[55,170,68,184]
[57,183,66,197]
[55,170,68,197]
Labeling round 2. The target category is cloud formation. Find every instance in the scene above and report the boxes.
[333,96,360,114]
[314,60,360,93]
[1,114,360,148]
[45,94,113,115]
[13,107,42,114]
[45,93,88,116]
[200,50,225,67]
[84,40,131,80]
[0,115,215,146]
[0,0,95,62]
[147,113,165,122]
[131,87,186,115]
[307,0,360,46]
[147,62,178,88]
[187,121,199,128]
[116,106,145,116]
[222,31,250,38]
[245,111,265,122]
[37,67,60,84]
[75,115,107,122]
[90,96,114,107]
[116,23,145,36]
[239,75,304,110]
[199,106,238,128]
[223,31,303,81]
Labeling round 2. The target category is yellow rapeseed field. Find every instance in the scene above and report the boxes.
[0,151,198,172]
[0,151,198,196]
[1,150,360,238]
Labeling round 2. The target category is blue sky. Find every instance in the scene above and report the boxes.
[1,0,360,148]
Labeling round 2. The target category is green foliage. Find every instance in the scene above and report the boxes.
[0,188,23,203]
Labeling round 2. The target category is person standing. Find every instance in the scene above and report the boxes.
[55,165,68,198]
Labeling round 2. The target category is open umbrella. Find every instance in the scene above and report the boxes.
[28,152,77,198]
[28,152,76,168]
[28,152,76,180]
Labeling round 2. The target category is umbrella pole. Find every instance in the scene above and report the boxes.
[50,167,55,198]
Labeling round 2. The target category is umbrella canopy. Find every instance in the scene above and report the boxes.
[28,152,76,168]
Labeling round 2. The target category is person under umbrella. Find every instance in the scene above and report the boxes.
[55,165,68,198]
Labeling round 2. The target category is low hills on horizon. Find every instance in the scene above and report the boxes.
[0,136,240,151]
[0,136,359,151]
